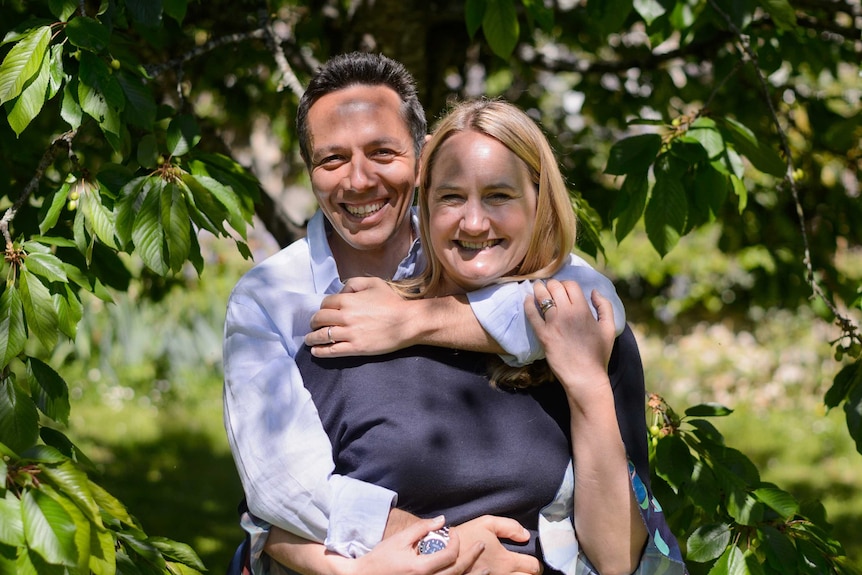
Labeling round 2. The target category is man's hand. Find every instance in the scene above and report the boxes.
[305,277,415,357]
[451,516,542,575]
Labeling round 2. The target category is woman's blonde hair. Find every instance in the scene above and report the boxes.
[396,98,577,299]
[397,99,579,389]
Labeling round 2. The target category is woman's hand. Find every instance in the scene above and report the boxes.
[524,279,616,398]
[266,516,485,575]
[352,516,485,575]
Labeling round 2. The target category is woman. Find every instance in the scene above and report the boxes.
[265,99,685,575]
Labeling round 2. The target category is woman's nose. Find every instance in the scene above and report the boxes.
[459,200,489,233]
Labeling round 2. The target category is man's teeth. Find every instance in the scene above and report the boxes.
[459,240,497,250]
[346,202,384,216]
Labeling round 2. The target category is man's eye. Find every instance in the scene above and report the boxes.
[317,155,345,167]
[371,149,396,160]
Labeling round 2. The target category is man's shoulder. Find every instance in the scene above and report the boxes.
[231,236,314,296]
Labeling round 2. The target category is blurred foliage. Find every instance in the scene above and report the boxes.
[1,0,861,572]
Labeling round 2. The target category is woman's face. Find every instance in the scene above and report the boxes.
[427,130,538,293]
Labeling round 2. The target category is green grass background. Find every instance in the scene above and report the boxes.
[58,224,862,572]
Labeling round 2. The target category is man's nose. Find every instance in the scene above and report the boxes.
[345,156,376,191]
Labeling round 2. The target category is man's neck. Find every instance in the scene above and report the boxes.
[329,224,414,281]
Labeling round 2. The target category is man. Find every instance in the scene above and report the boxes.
[223,52,628,574]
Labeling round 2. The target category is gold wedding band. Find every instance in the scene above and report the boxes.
[327,326,335,344]
[539,298,556,316]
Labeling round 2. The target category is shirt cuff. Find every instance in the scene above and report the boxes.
[324,475,398,558]
[241,511,271,575]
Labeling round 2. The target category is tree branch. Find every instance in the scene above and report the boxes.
[1,130,77,248]
[707,0,860,343]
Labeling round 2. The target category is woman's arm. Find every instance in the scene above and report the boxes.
[526,280,648,575]
[264,516,485,575]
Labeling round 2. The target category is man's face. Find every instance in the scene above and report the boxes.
[307,85,417,254]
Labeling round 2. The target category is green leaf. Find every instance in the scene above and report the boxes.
[166,114,201,157]
[64,17,110,53]
[162,182,191,273]
[685,117,725,159]
[825,361,861,409]
[759,525,798,574]
[25,358,70,426]
[132,181,168,275]
[612,172,648,244]
[88,525,116,575]
[47,44,64,99]
[126,0,164,27]
[645,156,687,256]
[0,26,51,106]
[844,376,862,455]
[39,181,72,235]
[19,270,59,350]
[0,491,25,547]
[7,46,51,136]
[117,71,156,130]
[606,134,662,176]
[0,286,27,369]
[686,523,730,563]
[115,176,150,246]
[21,251,67,284]
[186,174,247,237]
[685,403,733,417]
[79,183,119,249]
[51,488,91,574]
[465,0,486,37]
[54,283,83,340]
[720,117,786,177]
[60,81,83,129]
[482,0,519,58]
[78,51,125,136]
[687,419,725,445]
[88,480,135,526]
[21,444,66,464]
[149,537,206,571]
[38,461,101,527]
[521,0,554,30]
[753,486,799,519]
[654,434,694,491]
[39,428,96,472]
[710,543,748,575]
[21,490,77,567]
[116,530,166,571]
[586,0,632,35]
[49,0,78,21]
[633,0,666,25]
[163,0,188,23]
[0,374,39,454]
[756,0,796,30]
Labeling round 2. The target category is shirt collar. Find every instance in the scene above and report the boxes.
[307,208,425,292]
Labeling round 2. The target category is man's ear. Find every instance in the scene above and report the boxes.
[414,134,432,187]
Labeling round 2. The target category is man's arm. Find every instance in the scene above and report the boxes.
[265,516,541,575]
[304,277,504,356]
[223,283,396,562]
[305,254,625,365]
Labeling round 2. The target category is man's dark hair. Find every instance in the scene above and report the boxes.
[296,52,427,167]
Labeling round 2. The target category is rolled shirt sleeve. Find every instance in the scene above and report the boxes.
[467,254,626,366]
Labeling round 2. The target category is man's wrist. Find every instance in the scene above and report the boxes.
[382,508,422,538]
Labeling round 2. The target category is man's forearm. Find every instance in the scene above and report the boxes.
[381,507,422,538]
[407,295,504,354]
